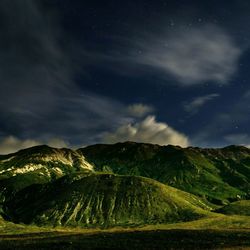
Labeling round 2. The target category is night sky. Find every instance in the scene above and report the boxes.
[1,0,250,153]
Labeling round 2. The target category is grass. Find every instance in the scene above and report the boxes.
[0,229,250,250]
[0,214,249,249]
[1,205,250,249]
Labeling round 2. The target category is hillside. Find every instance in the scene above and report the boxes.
[79,142,250,204]
[3,173,211,227]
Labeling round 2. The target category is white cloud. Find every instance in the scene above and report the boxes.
[137,25,242,85]
[127,103,154,117]
[0,136,68,155]
[103,115,189,147]
[184,93,220,114]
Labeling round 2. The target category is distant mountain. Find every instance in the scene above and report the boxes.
[79,142,250,204]
[0,145,93,203]
[3,173,211,227]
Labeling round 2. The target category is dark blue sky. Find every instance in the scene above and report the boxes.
[1,0,250,153]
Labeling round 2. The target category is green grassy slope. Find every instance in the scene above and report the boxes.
[79,142,250,204]
[215,200,250,216]
[3,173,212,227]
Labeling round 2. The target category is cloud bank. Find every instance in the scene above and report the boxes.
[103,116,189,147]
[0,136,68,155]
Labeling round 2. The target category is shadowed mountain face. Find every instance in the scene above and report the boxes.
[3,173,211,227]
[79,142,250,204]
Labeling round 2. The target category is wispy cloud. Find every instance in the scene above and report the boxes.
[0,1,132,147]
[137,25,242,85]
[103,116,189,147]
[127,103,154,117]
[97,25,242,86]
[184,93,220,114]
[0,0,77,139]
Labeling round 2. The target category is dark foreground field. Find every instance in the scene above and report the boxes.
[0,229,250,250]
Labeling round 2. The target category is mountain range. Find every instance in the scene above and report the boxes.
[0,142,249,228]
[80,142,250,204]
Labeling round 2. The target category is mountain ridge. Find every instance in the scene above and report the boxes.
[79,142,250,204]
[0,145,93,205]
[0,142,249,228]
